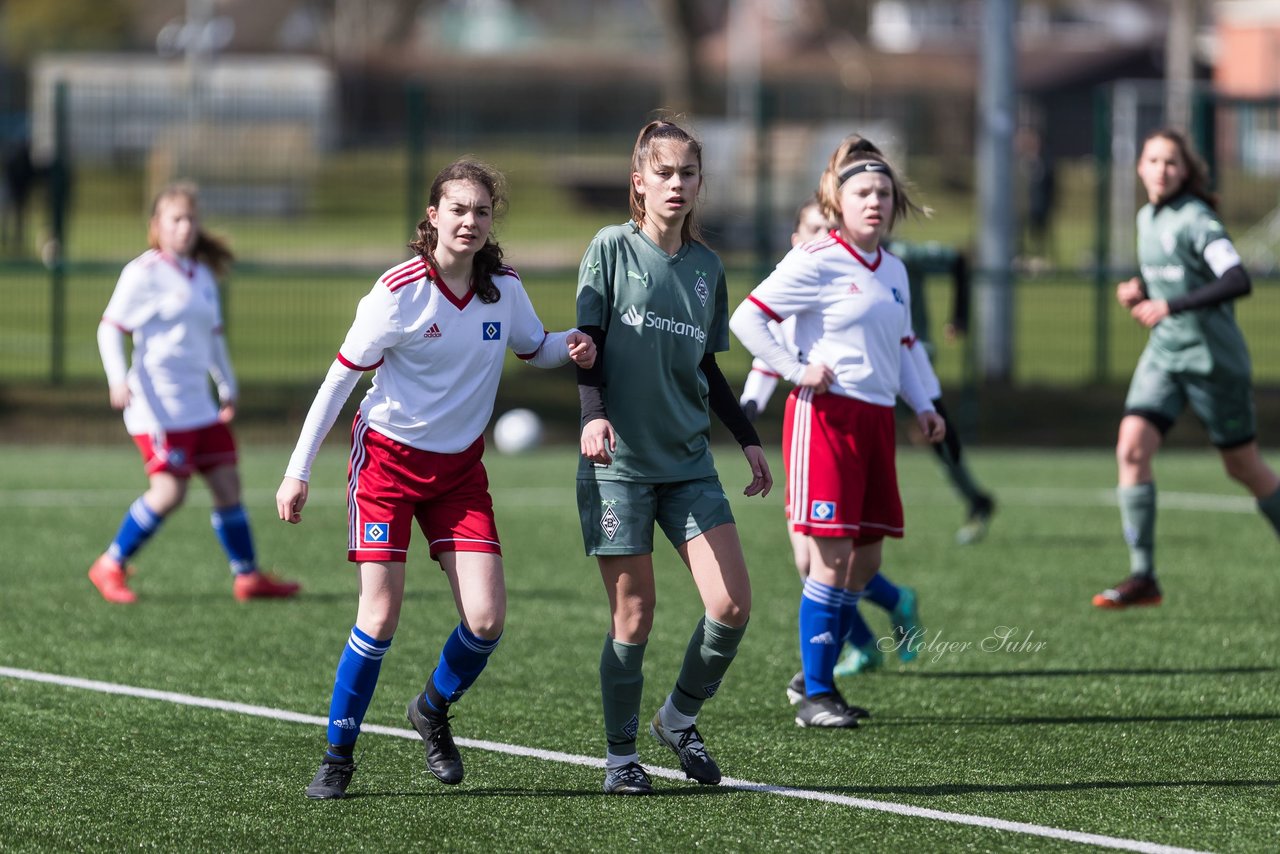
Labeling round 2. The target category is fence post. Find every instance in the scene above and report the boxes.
[405,82,426,238]
[1093,85,1112,384]
[49,80,70,386]
[752,83,775,286]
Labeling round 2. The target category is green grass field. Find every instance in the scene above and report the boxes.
[2,443,1277,852]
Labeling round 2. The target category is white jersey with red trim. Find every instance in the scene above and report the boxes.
[101,249,227,434]
[338,257,549,453]
[741,232,918,407]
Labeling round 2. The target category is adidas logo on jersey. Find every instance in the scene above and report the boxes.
[808,631,838,646]
[423,323,442,339]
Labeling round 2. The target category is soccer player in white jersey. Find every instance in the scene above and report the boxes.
[731,136,945,728]
[277,160,595,800]
[739,194,928,692]
[89,182,300,605]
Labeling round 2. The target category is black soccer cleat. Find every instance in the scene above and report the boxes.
[795,692,862,729]
[305,758,356,800]
[649,711,721,785]
[603,761,653,795]
[407,697,464,785]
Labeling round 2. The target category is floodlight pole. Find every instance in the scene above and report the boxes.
[975,0,1017,381]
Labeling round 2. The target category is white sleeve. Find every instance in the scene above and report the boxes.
[897,344,935,414]
[740,361,780,413]
[908,340,942,401]
[505,274,556,359]
[524,328,576,369]
[338,285,403,370]
[101,262,156,332]
[208,334,238,403]
[730,301,805,383]
[97,321,129,386]
[1203,238,1243,277]
[284,359,362,482]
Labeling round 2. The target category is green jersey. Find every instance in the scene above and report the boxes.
[1136,194,1250,378]
[576,222,730,482]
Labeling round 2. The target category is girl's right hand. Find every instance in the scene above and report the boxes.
[276,477,309,524]
[581,418,616,466]
[798,362,835,394]
[1116,277,1145,308]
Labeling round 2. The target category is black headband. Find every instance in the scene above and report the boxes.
[837,161,892,185]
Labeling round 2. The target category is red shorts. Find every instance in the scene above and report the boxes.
[347,416,501,564]
[782,388,903,541]
[132,422,237,477]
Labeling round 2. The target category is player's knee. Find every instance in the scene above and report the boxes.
[467,610,505,640]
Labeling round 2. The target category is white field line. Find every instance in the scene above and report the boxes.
[0,485,1259,514]
[0,665,1210,854]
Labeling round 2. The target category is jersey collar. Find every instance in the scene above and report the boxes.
[428,266,475,310]
[829,230,881,271]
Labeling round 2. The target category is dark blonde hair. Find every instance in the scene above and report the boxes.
[148,182,234,279]
[408,158,508,303]
[816,135,927,235]
[1141,127,1218,211]
[628,119,704,245]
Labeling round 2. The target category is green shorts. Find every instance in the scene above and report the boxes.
[576,476,736,556]
[1124,348,1256,448]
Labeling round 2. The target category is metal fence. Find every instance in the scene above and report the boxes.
[4,71,1280,397]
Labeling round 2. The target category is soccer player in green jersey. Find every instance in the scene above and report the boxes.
[575,119,772,795]
[1094,127,1280,608]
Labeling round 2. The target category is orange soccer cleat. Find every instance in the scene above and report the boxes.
[233,570,301,602]
[88,555,137,604]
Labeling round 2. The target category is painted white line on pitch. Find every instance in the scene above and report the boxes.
[0,666,1210,854]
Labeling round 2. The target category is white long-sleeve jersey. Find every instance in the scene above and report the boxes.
[730,232,933,413]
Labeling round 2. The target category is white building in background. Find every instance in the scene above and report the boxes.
[30,53,336,214]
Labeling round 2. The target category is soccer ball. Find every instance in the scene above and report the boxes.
[492,408,543,455]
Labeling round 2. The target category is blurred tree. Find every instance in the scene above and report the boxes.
[0,0,135,63]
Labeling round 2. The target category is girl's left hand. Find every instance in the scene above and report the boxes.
[918,411,946,444]
[566,331,596,369]
[218,402,237,424]
[1130,299,1170,328]
[742,445,772,497]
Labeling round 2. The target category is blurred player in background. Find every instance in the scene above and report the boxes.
[576,119,771,795]
[887,238,996,546]
[277,159,595,799]
[89,182,300,605]
[731,136,944,728]
[1095,128,1280,608]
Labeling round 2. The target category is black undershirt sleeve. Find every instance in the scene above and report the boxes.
[1166,265,1252,314]
[701,353,761,449]
[576,325,608,426]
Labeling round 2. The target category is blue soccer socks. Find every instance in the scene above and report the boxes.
[423,622,501,711]
[325,626,393,748]
[106,497,163,563]
[862,572,901,611]
[211,504,256,575]
[799,578,842,697]
[839,589,874,650]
